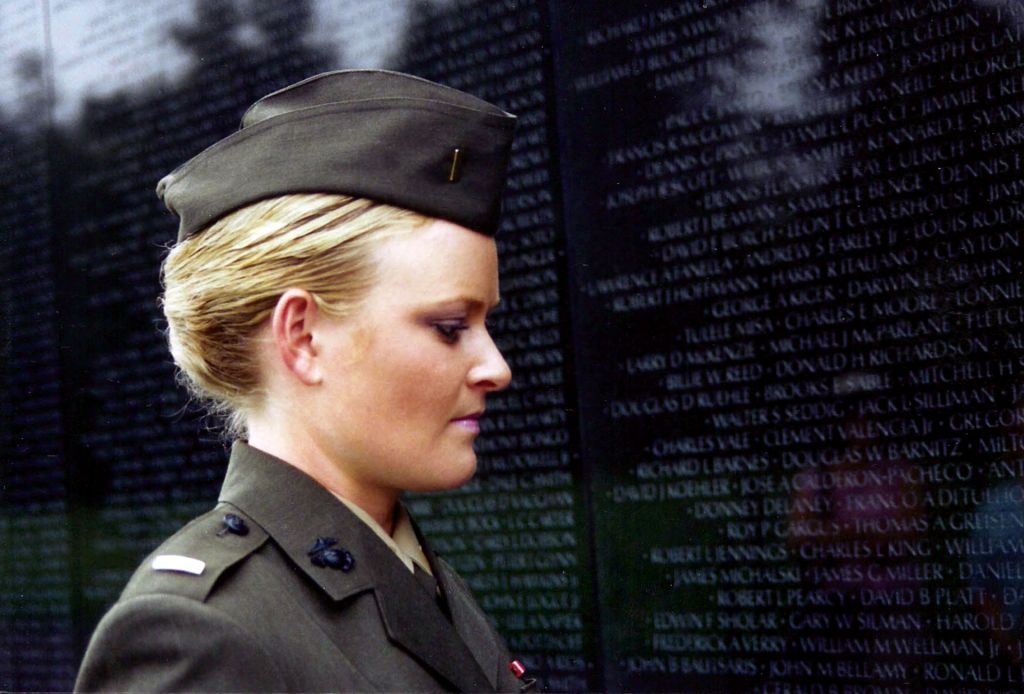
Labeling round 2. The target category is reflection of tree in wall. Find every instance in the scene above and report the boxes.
[53,0,335,496]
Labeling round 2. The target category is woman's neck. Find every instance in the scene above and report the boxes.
[247,411,399,534]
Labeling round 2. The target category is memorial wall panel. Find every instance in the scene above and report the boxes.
[550,0,1024,691]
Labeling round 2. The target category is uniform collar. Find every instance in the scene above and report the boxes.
[328,490,432,576]
[218,441,375,602]
[218,441,494,692]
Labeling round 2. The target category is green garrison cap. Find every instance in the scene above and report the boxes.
[156,70,517,242]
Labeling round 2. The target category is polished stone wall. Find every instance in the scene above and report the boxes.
[4,1,1024,691]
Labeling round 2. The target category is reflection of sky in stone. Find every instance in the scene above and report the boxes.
[0,0,48,124]
[705,0,836,188]
[974,0,1024,26]
[711,0,824,119]
[3,0,1010,126]
[310,0,416,69]
[48,0,194,123]
[0,0,443,125]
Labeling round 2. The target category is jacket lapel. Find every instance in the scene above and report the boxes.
[416,515,507,688]
[368,537,493,692]
[218,442,493,692]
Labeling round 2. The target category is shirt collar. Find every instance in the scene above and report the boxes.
[329,491,433,576]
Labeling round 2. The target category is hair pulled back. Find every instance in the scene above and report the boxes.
[161,193,428,437]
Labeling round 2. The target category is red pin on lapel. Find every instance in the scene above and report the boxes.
[509,660,537,692]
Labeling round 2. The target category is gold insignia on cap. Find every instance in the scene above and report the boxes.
[448,147,463,182]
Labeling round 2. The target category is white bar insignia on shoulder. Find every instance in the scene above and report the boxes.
[152,554,206,575]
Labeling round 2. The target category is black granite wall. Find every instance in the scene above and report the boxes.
[4,1,1024,691]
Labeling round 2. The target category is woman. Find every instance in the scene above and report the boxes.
[75,70,533,692]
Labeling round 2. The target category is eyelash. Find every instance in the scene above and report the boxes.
[433,321,470,344]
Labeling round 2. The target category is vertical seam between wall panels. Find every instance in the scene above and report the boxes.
[539,2,607,691]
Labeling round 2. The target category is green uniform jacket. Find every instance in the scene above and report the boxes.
[75,442,528,692]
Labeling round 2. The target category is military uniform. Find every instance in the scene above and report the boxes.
[77,69,528,692]
[75,443,529,692]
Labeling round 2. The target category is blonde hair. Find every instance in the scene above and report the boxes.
[160,193,428,438]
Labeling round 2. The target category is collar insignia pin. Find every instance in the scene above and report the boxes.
[218,513,249,536]
[308,536,355,572]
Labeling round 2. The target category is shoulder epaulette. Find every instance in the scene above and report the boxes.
[120,504,268,603]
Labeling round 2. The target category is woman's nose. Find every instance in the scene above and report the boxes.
[471,331,512,392]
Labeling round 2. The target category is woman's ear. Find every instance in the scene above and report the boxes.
[271,289,323,385]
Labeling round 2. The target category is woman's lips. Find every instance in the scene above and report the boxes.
[451,413,482,433]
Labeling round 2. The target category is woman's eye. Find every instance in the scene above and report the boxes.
[434,321,469,344]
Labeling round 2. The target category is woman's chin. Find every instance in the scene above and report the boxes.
[410,454,478,493]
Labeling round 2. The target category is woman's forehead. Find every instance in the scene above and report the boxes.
[370,220,500,306]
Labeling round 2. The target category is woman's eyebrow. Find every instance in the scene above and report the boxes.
[420,295,502,311]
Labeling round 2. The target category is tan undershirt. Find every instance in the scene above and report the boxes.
[330,492,433,576]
